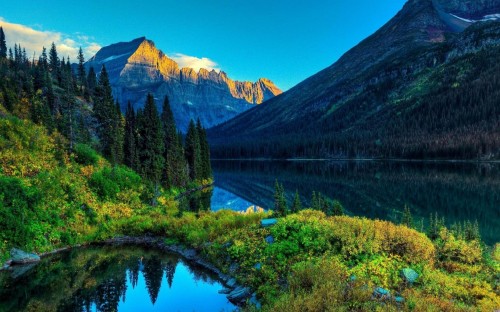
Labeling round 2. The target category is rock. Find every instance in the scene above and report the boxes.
[218,288,232,294]
[265,235,275,244]
[261,218,277,227]
[249,293,262,310]
[226,278,237,288]
[182,249,197,259]
[10,263,37,279]
[227,286,252,303]
[10,248,40,264]
[394,296,405,304]
[254,263,262,270]
[401,268,419,284]
[372,287,390,300]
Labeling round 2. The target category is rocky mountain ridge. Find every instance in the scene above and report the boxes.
[86,37,281,131]
[208,0,500,160]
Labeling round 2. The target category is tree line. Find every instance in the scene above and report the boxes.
[0,26,212,197]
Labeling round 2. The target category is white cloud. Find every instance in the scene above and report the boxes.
[169,53,220,72]
[0,17,101,62]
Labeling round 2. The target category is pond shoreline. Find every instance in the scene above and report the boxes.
[1,236,256,308]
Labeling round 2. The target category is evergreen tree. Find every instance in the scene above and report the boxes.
[124,101,138,170]
[311,191,320,210]
[291,190,302,213]
[137,93,165,205]
[196,118,212,180]
[185,119,201,180]
[94,65,119,163]
[0,26,7,58]
[113,101,125,164]
[77,47,87,94]
[273,180,288,217]
[331,200,344,216]
[161,95,176,187]
[86,66,97,99]
[48,42,59,82]
[401,205,413,228]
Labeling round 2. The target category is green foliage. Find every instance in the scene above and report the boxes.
[89,166,142,201]
[273,180,288,217]
[73,143,99,165]
[401,204,413,228]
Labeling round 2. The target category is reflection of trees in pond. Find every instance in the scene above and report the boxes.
[163,260,177,288]
[0,246,215,312]
[143,257,163,305]
[213,160,500,244]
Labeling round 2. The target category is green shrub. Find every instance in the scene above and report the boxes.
[73,143,99,165]
[89,166,142,201]
[0,175,42,251]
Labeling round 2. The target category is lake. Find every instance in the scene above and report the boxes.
[189,160,499,245]
[0,246,236,312]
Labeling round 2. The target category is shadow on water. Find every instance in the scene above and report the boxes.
[210,160,500,245]
[0,246,235,312]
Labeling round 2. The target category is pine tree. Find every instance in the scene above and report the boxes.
[137,93,165,205]
[273,180,288,217]
[94,65,119,163]
[48,42,59,82]
[77,47,87,94]
[401,205,413,228]
[291,190,302,213]
[196,119,212,180]
[332,200,344,216]
[161,96,176,187]
[0,26,7,58]
[124,101,138,170]
[185,119,201,181]
[86,66,97,99]
[113,101,125,164]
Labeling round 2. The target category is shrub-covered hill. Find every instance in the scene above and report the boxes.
[0,114,182,261]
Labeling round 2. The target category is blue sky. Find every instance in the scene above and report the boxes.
[1,0,407,90]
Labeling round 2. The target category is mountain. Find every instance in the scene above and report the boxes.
[208,0,500,160]
[85,37,282,131]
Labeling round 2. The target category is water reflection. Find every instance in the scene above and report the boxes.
[210,160,500,244]
[0,246,235,312]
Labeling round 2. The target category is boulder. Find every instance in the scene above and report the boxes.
[227,286,252,303]
[218,288,231,294]
[10,248,40,264]
[226,278,237,288]
[372,287,390,300]
[261,218,277,227]
[265,235,275,244]
[401,268,419,284]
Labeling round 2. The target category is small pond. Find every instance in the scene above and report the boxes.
[0,245,236,312]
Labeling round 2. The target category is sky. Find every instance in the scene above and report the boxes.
[0,0,407,91]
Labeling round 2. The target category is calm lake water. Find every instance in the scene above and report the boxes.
[0,246,236,312]
[196,160,499,245]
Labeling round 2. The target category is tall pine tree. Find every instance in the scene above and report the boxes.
[124,101,139,170]
[138,93,165,205]
[77,47,87,95]
[94,65,120,164]
[185,119,201,181]
[0,26,6,58]
[196,118,212,180]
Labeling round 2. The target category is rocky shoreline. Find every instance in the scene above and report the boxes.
[1,236,260,308]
